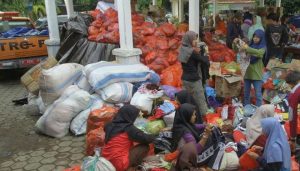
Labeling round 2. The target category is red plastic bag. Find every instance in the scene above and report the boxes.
[160,63,182,88]
[107,23,119,32]
[145,51,157,64]
[156,38,169,50]
[132,14,145,26]
[64,165,81,171]
[239,148,259,171]
[89,9,101,20]
[88,26,99,35]
[203,113,221,124]
[168,38,180,49]
[233,130,246,143]
[167,51,178,65]
[160,23,176,37]
[291,156,299,171]
[141,22,156,36]
[88,34,97,41]
[154,28,166,37]
[104,7,118,19]
[91,20,103,28]
[87,106,118,133]
[148,58,169,74]
[86,127,105,156]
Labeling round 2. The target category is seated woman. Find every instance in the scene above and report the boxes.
[171,103,212,170]
[175,90,203,123]
[247,117,291,171]
[102,105,156,171]
[246,104,275,147]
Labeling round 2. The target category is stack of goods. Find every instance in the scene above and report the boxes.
[87,8,184,88]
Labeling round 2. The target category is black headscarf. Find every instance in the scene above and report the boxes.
[104,105,140,143]
[176,90,198,107]
[175,90,202,122]
[172,103,201,151]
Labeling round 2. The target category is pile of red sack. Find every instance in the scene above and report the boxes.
[87,8,184,88]
[204,32,236,63]
[86,106,118,156]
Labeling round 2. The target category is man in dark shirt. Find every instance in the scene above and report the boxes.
[264,13,288,66]
[226,14,244,49]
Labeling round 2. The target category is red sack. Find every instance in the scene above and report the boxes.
[88,26,99,35]
[86,127,105,156]
[140,45,153,58]
[168,38,180,49]
[160,23,176,37]
[104,7,118,19]
[91,20,103,28]
[87,106,118,133]
[144,36,157,49]
[156,38,169,50]
[132,14,145,26]
[160,63,182,88]
[141,22,156,36]
[89,9,101,20]
[148,58,169,74]
[167,51,178,65]
[104,31,119,44]
[107,23,119,32]
[133,32,145,46]
[154,28,166,37]
[145,51,157,64]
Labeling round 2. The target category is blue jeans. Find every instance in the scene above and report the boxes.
[244,79,263,107]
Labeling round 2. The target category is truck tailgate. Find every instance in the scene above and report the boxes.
[0,36,48,60]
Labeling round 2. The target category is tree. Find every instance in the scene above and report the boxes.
[264,0,300,15]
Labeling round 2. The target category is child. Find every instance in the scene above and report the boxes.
[233,29,266,107]
[285,71,300,145]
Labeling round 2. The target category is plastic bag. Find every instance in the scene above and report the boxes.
[160,23,176,37]
[145,120,166,135]
[161,85,181,100]
[82,148,116,171]
[160,63,182,88]
[86,128,106,156]
[87,106,118,133]
[134,117,149,132]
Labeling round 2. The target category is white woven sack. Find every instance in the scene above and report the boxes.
[35,85,91,138]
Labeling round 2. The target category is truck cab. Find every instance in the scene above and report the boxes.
[0,12,49,69]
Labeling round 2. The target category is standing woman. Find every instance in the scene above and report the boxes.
[178,31,209,118]
[248,15,265,41]
[234,29,266,107]
[102,105,156,171]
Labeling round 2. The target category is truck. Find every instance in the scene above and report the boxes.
[0,12,48,69]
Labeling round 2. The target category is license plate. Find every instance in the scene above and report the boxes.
[21,59,41,66]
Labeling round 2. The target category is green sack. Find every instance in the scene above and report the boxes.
[145,120,166,135]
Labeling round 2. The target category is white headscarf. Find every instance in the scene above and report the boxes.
[246,104,275,146]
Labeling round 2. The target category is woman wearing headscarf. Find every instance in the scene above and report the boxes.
[246,104,275,147]
[234,29,266,107]
[241,19,252,42]
[175,90,202,123]
[247,117,291,171]
[102,105,156,171]
[178,31,209,119]
[172,103,212,170]
[248,15,265,41]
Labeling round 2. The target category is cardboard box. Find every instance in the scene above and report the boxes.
[215,75,242,98]
[266,58,282,70]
